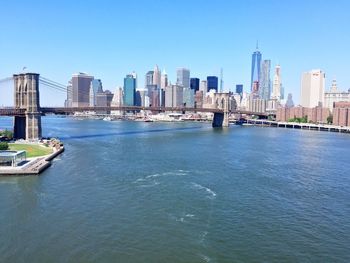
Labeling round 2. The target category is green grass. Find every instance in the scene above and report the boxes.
[9,143,53,158]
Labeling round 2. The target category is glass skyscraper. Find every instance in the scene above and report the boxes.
[123,73,137,106]
[190,78,200,92]
[251,45,262,92]
[207,76,218,92]
[259,60,271,100]
[236,84,243,94]
[176,68,190,89]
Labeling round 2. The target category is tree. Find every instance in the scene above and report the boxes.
[0,142,9,150]
[327,115,333,124]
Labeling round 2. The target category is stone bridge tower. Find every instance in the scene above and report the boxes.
[212,93,230,127]
[13,73,42,140]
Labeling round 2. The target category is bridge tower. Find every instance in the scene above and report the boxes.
[212,92,230,127]
[13,73,42,140]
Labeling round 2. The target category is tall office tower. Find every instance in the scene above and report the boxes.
[111,87,124,115]
[89,79,103,106]
[153,65,161,88]
[300,69,325,108]
[190,78,200,92]
[161,69,168,89]
[66,80,73,107]
[236,84,243,95]
[220,68,224,92]
[207,76,218,92]
[272,65,282,101]
[251,43,262,92]
[145,70,154,87]
[176,68,190,89]
[259,60,271,100]
[200,80,207,94]
[123,73,137,106]
[165,84,184,107]
[71,72,94,107]
[183,88,195,107]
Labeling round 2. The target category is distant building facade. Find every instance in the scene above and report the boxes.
[276,106,330,124]
[123,73,137,106]
[333,102,350,127]
[324,79,350,113]
[190,78,200,92]
[251,45,262,92]
[235,84,243,95]
[271,65,282,101]
[259,60,271,100]
[165,85,183,107]
[207,76,218,92]
[176,68,190,89]
[71,73,94,107]
[300,69,325,108]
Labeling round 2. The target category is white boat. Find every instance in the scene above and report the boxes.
[103,116,112,121]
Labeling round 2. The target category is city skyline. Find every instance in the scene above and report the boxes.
[1,0,350,106]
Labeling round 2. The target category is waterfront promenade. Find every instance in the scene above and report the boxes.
[244,119,350,133]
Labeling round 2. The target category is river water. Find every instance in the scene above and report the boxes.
[0,116,350,262]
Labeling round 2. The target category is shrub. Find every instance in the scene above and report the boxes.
[0,142,9,150]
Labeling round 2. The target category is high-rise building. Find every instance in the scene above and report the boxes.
[200,80,207,95]
[251,43,262,92]
[165,85,183,107]
[123,73,137,106]
[71,72,94,107]
[190,78,200,92]
[161,69,168,89]
[65,81,73,107]
[111,87,123,115]
[272,65,282,101]
[96,90,114,114]
[236,84,243,95]
[207,76,218,92]
[324,79,350,112]
[183,88,195,107]
[301,69,325,108]
[89,79,103,106]
[176,68,190,89]
[145,71,154,87]
[259,60,271,100]
[153,65,161,88]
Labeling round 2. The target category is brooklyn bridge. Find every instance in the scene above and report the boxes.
[0,73,270,140]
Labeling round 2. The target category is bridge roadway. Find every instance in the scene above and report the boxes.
[0,106,270,117]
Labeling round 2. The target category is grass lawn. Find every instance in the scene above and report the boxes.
[9,143,53,158]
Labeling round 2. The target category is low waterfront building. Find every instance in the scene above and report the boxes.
[0,151,26,167]
[333,102,350,127]
[276,106,330,124]
[324,79,350,113]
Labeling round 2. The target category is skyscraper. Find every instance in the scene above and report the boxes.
[161,69,168,89]
[272,65,282,101]
[190,78,200,92]
[176,68,190,89]
[236,84,243,94]
[300,69,325,108]
[123,73,137,106]
[259,60,271,100]
[165,84,183,107]
[145,71,154,87]
[207,76,218,92]
[251,43,262,92]
[200,80,207,95]
[153,65,161,88]
[89,79,103,106]
[71,72,94,107]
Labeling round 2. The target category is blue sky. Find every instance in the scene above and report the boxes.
[1,0,350,106]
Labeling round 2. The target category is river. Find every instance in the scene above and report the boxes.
[0,116,350,262]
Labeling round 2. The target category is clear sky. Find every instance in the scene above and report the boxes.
[1,0,350,106]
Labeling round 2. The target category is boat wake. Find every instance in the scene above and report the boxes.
[191,182,217,199]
